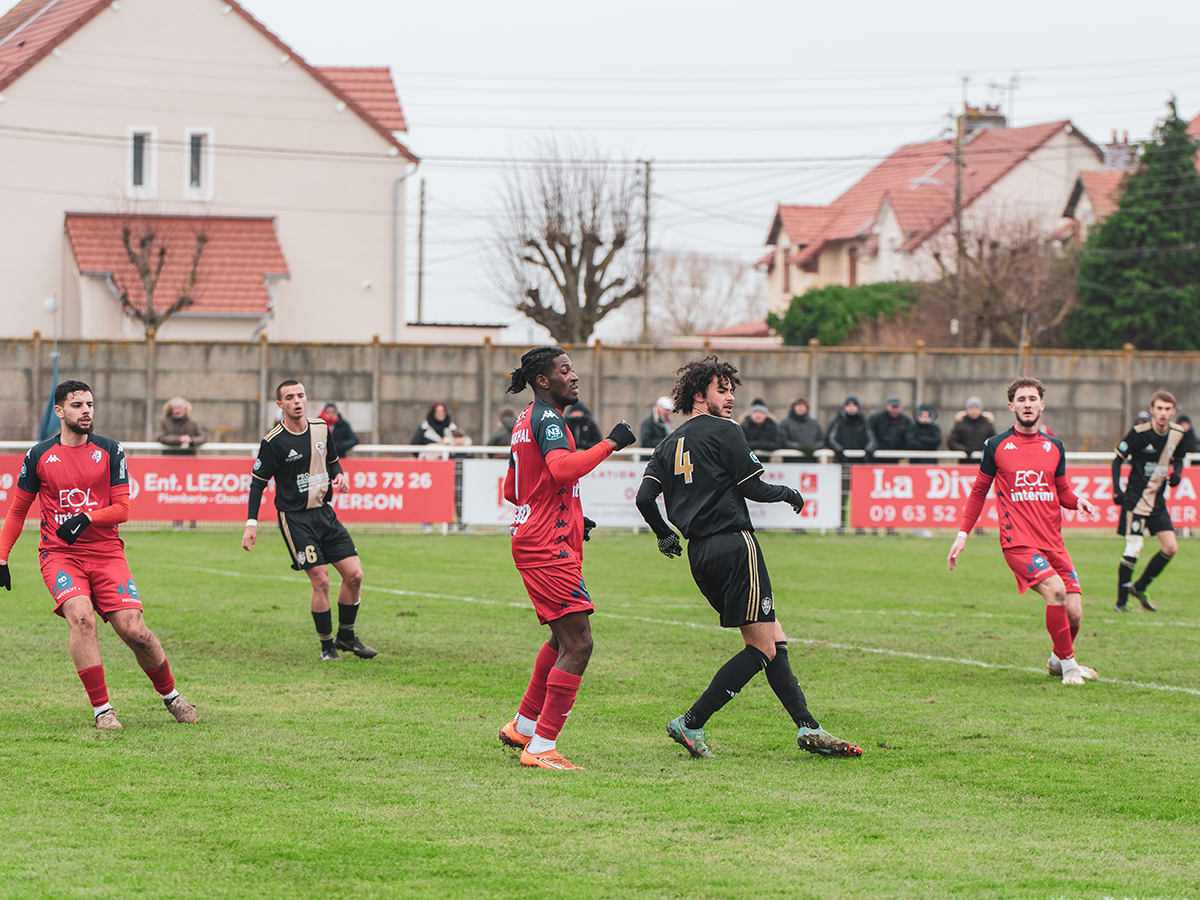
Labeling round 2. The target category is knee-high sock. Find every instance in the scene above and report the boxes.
[1045,605,1074,661]
[517,642,559,722]
[764,642,819,730]
[144,659,175,696]
[337,600,360,642]
[1118,555,1136,605]
[1135,551,1173,590]
[684,645,770,730]
[312,609,334,651]
[533,668,582,742]
[78,665,109,708]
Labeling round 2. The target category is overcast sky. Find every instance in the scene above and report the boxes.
[211,2,1200,340]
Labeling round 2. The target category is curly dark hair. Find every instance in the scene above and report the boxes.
[670,356,741,415]
[506,345,567,394]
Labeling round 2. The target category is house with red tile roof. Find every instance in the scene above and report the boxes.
[760,108,1103,314]
[0,0,480,343]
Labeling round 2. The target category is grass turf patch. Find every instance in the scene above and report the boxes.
[0,531,1197,899]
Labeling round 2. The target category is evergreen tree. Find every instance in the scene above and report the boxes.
[1068,100,1200,349]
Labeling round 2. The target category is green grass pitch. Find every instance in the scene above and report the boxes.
[1,530,1198,899]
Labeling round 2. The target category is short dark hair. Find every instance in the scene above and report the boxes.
[670,357,741,415]
[506,346,567,394]
[276,379,301,400]
[54,380,91,406]
[1150,390,1177,407]
[1006,376,1044,403]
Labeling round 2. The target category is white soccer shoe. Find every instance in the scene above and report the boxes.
[1047,654,1098,680]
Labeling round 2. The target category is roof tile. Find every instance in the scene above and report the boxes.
[317,66,407,132]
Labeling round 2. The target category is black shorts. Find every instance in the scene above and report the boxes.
[687,530,776,629]
[1116,504,1174,537]
[277,505,358,571]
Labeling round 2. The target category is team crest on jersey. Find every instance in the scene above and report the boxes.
[761,595,774,615]
[1002,442,1017,451]
[54,570,73,594]
[316,441,325,454]
[92,449,103,464]
[546,424,563,440]
[1042,441,1052,453]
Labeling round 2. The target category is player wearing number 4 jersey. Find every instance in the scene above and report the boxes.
[947,377,1100,685]
[242,380,376,662]
[0,381,198,729]
[636,357,862,760]
[496,346,637,771]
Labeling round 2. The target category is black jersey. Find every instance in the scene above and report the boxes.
[1113,422,1186,515]
[641,412,798,540]
[251,418,344,514]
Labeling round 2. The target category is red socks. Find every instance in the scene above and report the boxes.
[1045,605,1074,661]
[145,659,175,696]
[517,642,559,721]
[534,669,582,742]
[77,665,109,707]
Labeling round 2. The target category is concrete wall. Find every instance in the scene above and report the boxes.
[3,336,1196,452]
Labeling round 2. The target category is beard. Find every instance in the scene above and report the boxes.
[1016,409,1041,427]
[705,397,730,418]
[66,419,93,435]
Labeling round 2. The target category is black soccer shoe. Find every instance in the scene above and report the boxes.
[335,636,378,659]
[1128,585,1156,612]
[319,647,342,661]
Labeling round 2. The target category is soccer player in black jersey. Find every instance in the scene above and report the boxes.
[635,357,862,760]
[242,380,376,661]
[1112,390,1187,612]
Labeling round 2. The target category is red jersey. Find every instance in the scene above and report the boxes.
[507,398,584,569]
[15,434,130,556]
[962,427,1080,550]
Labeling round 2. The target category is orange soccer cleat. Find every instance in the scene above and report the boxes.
[519,747,585,770]
[499,718,531,750]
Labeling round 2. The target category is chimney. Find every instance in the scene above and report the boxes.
[963,103,1006,135]
[1103,130,1135,171]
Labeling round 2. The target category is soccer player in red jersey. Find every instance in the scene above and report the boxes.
[496,347,636,770]
[0,381,198,728]
[947,377,1099,685]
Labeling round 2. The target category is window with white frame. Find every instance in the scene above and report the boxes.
[127,126,157,199]
[184,128,214,201]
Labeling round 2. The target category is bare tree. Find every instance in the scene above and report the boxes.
[115,220,209,335]
[494,143,644,344]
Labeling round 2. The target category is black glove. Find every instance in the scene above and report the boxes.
[0,562,9,591]
[657,533,683,559]
[787,489,805,515]
[606,421,636,451]
[1169,471,1181,488]
[1130,514,1147,535]
[56,513,91,546]
[1112,490,1124,507]
[583,516,596,541]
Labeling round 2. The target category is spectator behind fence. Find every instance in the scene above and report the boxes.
[413,401,457,458]
[741,398,782,454]
[905,403,942,464]
[946,397,996,457]
[488,405,519,446]
[1177,414,1200,455]
[639,396,673,447]
[868,395,912,453]
[779,395,824,456]
[156,397,207,453]
[319,403,360,455]
[826,396,876,462]
[565,400,604,450]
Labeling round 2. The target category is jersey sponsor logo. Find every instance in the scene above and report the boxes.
[59,488,98,510]
[115,578,139,599]
[92,449,103,464]
[511,429,531,445]
[54,570,73,594]
[1001,442,1018,451]
[46,454,61,463]
[1011,470,1054,502]
[541,409,558,420]
[546,424,563,440]
[1027,553,1050,573]
[1142,444,1157,454]
[296,472,329,492]
[285,448,303,461]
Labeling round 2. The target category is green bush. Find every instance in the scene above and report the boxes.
[768,281,918,346]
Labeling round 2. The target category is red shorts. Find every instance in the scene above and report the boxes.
[39,552,143,622]
[1001,546,1081,595]
[518,563,595,625]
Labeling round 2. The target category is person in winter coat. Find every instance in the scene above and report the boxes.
[778,396,824,456]
[904,403,942,465]
[826,396,876,463]
[946,397,996,457]
[867,395,912,453]
[156,397,207,454]
[413,401,456,454]
[488,405,519,446]
[740,398,782,454]
[1176,414,1200,456]
[320,403,360,455]
[565,400,604,450]
[639,396,672,447]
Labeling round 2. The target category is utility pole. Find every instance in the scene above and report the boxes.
[417,177,426,323]
[954,95,966,348]
[640,159,651,344]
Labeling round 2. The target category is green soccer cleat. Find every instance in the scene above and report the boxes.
[798,726,863,758]
[1128,585,1156,612]
[667,715,714,759]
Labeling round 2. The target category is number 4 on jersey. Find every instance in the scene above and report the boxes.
[674,437,693,484]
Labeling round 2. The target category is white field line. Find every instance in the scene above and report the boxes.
[173,565,1200,697]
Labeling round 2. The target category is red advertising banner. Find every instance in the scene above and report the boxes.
[849,465,1200,529]
[0,455,455,524]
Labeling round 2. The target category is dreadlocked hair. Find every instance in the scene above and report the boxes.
[506,345,567,394]
[670,356,741,414]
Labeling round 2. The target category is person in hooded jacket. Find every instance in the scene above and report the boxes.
[488,405,519,446]
[868,396,912,454]
[740,398,782,454]
[320,404,360,455]
[904,403,942,465]
[946,397,996,457]
[778,396,824,457]
[565,401,604,450]
[826,396,876,463]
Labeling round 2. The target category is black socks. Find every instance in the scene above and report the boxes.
[312,609,334,652]
[337,601,360,644]
[1118,555,1136,606]
[684,646,770,730]
[765,642,819,730]
[1135,551,1173,591]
